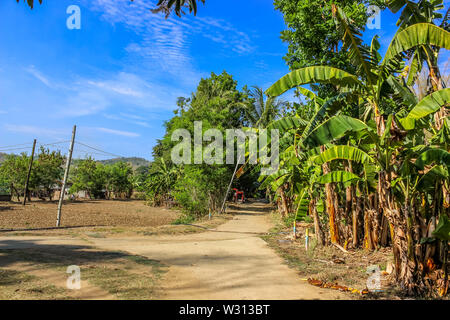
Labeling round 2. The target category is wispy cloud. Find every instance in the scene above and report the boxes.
[24,65,52,88]
[96,127,140,137]
[4,124,65,137]
[86,0,255,82]
[103,112,151,127]
[58,71,182,117]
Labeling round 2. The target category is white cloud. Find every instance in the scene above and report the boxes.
[96,127,140,137]
[86,0,255,82]
[58,71,182,117]
[24,65,52,88]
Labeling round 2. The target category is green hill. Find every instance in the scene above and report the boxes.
[98,157,150,169]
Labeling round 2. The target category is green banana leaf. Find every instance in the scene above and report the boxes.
[316,171,361,184]
[303,115,368,148]
[384,23,450,63]
[266,66,362,97]
[432,214,450,241]
[313,145,373,165]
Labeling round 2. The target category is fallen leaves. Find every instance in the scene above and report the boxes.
[307,278,369,295]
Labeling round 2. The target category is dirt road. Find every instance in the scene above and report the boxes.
[0,202,347,299]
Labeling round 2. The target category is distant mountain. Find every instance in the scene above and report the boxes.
[0,153,150,170]
[97,157,151,169]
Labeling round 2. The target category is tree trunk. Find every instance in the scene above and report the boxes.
[353,190,362,248]
[310,198,325,246]
[279,186,289,218]
[322,158,340,244]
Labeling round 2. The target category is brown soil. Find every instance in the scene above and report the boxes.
[0,201,350,299]
[0,199,180,230]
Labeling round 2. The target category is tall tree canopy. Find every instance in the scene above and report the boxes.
[274,0,385,96]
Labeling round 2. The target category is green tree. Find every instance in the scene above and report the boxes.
[274,0,384,97]
[0,153,29,201]
[245,86,288,128]
[70,157,106,199]
[265,5,450,295]
[32,147,64,201]
[150,71,251,216]
[105,162,134,199]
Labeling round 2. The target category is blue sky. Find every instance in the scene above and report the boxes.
[0,0,447,160]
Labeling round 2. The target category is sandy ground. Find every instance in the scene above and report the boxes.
[0,201,348,300]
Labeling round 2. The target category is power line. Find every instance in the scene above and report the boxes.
[75,141,125,159]
[0,146,33,152]
[0,142,34,149]
[39,140,71,147]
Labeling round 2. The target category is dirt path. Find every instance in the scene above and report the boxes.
[0,202,348,300]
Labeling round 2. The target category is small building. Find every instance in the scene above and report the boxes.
[0,194,11,201]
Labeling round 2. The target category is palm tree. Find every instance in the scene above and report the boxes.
[245,86,288,128]
[17,0,41,9]
[151,0,205,18]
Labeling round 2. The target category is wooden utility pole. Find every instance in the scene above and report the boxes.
[56,125,76,227]
[22,139,37,206]
[220,154,242,214]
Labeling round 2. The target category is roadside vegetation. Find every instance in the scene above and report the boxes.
[11,0,450,298]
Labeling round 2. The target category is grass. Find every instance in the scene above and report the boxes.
[0,247,168,300]
[0,269,72,300]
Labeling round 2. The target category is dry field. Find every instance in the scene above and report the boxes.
[0,199,180,231]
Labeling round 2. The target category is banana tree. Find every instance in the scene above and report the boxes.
[266,6,450,295]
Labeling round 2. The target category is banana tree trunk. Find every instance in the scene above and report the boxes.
[310,198,325,246]
[321,146,340,244]
[279,186,289,218]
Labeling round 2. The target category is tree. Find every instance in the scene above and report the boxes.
[265,5,450,295]
[105,162,134,199]
[0,153,29,201]
[145,158,179,206]
[16,0,41,10]
[150,0,205,18]
[273,0,385,97]
[70,157,106,199]
[32,147,64,201]
[149,71,251,216]
[245,86,288,128]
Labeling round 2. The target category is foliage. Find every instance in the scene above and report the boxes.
[262,3,450,297]
[0,153,29,201]
[70,158,134,199]
[148,71,251,217]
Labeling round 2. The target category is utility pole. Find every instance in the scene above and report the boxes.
[220,154,242,214]
[22,139,37,206]
[56,125,76,227]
